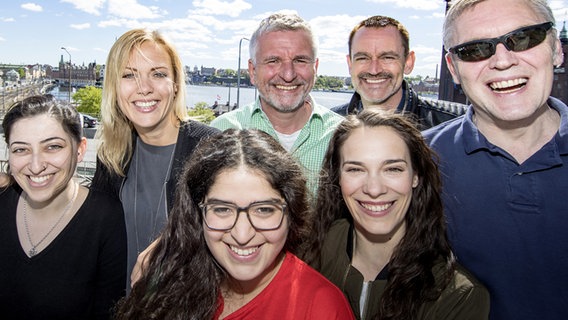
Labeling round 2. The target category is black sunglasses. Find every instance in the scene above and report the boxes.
[449,22,554,62]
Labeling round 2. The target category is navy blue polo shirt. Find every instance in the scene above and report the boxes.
[423,97,568,320]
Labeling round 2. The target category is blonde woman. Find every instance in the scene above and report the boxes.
[91,29,219,288]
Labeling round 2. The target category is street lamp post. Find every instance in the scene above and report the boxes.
[236,37,249,109]
[0,70,4,113]
[61,47,72,105]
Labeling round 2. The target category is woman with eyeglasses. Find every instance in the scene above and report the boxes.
[307,111,489,320]
[114,129,355,319]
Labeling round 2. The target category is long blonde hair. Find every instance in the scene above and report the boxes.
[95,29,188,176]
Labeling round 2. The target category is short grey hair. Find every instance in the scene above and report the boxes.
[443,0,556,49]
[249,13,319,64]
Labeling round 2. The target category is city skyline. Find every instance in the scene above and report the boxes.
[1,0,567,78]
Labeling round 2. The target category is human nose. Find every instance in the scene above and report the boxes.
[230,210,256,245]
[136,75,154,95]
[368,58,383,74]
[362,173,385,198]
[489,43,519,70]
[279,60,298,82]
[29,151,47,174]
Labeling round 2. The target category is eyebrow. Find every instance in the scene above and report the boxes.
[342,158,408,166]
[205,198,282,205]
[352,50,401,58]
[124,66,169,72]
[9,136,66,147]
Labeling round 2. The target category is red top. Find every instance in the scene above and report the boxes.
[214,252,355,320]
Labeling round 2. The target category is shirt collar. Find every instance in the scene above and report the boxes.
[462,97,568,155]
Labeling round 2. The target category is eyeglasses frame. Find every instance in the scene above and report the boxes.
[199,200,287,232]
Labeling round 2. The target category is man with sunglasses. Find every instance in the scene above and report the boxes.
[332,15,468,130]
[424,0,567,319]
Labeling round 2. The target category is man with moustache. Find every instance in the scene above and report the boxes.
[212,13,343,195]
[423,0,568,318]
[333,15,467,129]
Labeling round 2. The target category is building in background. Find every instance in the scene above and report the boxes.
[46,55,97,88]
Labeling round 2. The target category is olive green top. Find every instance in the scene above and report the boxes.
[318,219,490,320]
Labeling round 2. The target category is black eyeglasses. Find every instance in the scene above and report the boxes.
[200,200,287,231]
[449,22,554,62]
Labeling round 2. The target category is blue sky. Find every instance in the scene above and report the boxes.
[1,0,567,78]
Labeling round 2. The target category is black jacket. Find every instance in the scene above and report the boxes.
[90,120,220,211]
[331,80,468,130]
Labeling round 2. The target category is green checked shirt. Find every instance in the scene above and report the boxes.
[211,96,344,197]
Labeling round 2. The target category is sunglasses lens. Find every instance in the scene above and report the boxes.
[451,22,552,62]
[455,42,495,62]
[507,28,547,52]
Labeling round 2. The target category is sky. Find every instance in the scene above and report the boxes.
[1,0,567,78]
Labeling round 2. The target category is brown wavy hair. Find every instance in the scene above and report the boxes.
[308,110,456,320]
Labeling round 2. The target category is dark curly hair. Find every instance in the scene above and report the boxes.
[308,110,456,320]
[114,129,312,319]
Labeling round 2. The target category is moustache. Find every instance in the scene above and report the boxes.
[358,72,393,80]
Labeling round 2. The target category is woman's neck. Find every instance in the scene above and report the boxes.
[137,116,180,146]
[351,224,405,281]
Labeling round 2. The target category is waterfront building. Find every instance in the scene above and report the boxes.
[47,55,97,88]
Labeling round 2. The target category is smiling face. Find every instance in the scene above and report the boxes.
[348,26,415,110]
[8,114,86,206]
[203,166,288,289]
[339,126,418,241]
[445,0,563,126]
[118,41,178,137]
[249,30,318,113]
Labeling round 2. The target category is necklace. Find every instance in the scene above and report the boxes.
[132,139,176,254]
[23,183,78,257]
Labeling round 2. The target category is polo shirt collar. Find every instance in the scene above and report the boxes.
[462,97,568,156]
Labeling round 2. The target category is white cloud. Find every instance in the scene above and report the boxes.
[0,36,5,42]
[70,23,91,30]
[190,0,252,18]
[60,0,105,16]
[413,44,441,55]
[365,0,441,11]
[311,15,364,51]
[107,0,166,19]
[1,17,15,22]
[21,3,43,12]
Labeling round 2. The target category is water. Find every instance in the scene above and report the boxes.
[49,84,352,110]
[186,85,351,109]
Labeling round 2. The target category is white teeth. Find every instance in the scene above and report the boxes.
[29,174,51,183]
[489,78,527,91]
[364,78,387,84]
[230,245,258,256]
[360,202,392,212]
[134,100,157,108]
[276,85,298,90]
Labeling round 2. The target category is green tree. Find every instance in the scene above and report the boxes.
[188,102,216,124]
[314,75,345,90]
[73,86,102,116]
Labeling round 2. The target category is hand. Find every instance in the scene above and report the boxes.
[130,238,159,287]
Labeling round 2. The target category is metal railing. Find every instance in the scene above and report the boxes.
[0,160,95,187]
